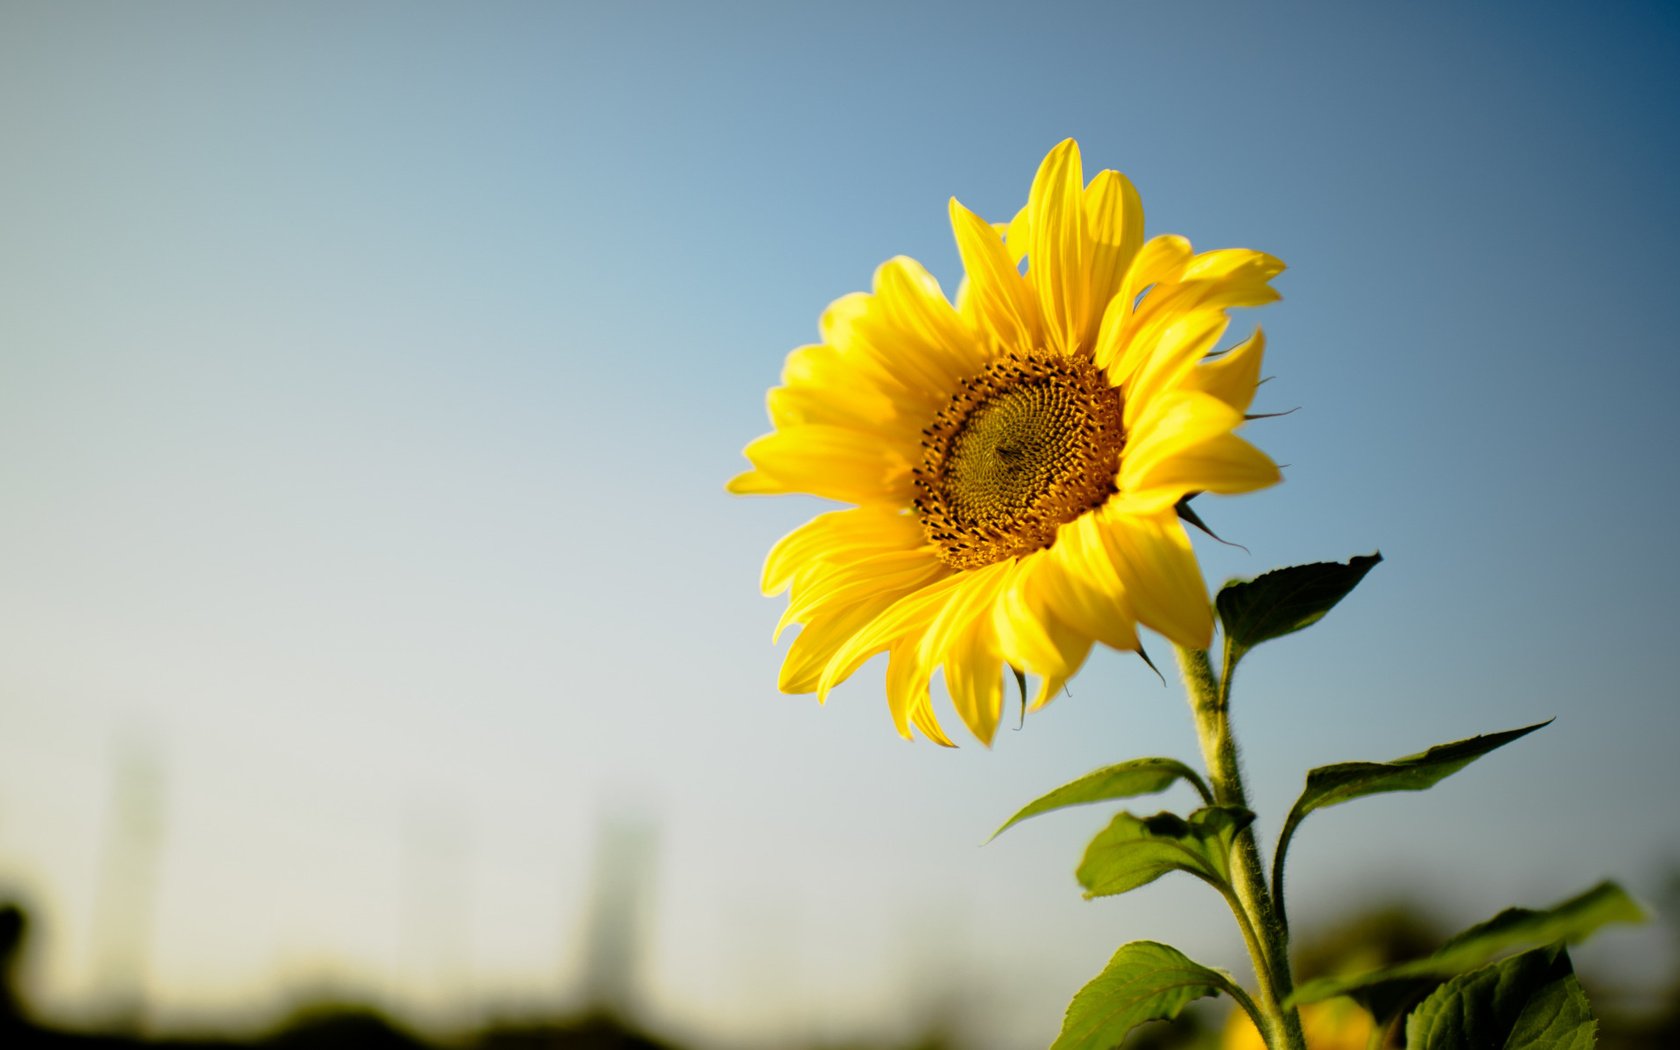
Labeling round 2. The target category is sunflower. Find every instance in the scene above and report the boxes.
[730,140,1283,746]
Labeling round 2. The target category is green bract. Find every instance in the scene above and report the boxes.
[1076,806,1254,899]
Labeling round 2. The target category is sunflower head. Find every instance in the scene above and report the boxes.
[731,140,1284,746]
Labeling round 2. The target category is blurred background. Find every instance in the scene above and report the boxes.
[2,2,1678,1047]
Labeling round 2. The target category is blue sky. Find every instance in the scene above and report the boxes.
[2,2,1677,1046]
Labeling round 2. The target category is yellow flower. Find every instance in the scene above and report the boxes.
[1223,999,1375,1050]
[730,140,1283,745]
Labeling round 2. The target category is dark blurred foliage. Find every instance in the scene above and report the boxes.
[0,887,954,1050]
[1292,900,1446,1050]
[259,1004,430,1050]
[1292,905,1443,983]
[2,903,26,1023]
[1,888,1675,1050]
[2,1005,682,1050]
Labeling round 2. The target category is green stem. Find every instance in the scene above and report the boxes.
[1211,879,1277,1014]
[1176,645,1307,1050]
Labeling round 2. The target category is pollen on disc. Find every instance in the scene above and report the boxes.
[914,353,1124,570]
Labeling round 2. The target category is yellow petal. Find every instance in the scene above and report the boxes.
[913,562,1009,668]
[738,425,915,505]
[992,556,1095,711]
[1027,640,1091,711]
[1122,390,1280,505]
[767,382,901,433]
[945,616,1005,746]
[773,343,907,432]
[1188,328,1266,413]
[1160,250,1286,315]
[949,197,1040,352]
[1182,248,1285,285]
[818,573,970,700]
[1095,236,1274,385]
[1123,311,1230,430]
[779,342,838,386]
[774,526,949,694]
[787,571,944,698]
[1121,390,1247,493]
[876,637,952,745]
[882,637,926,739]
[819,292,953,419]
[837,563,1010,745]
[1131,432,1281,506]
[1091,233,1194,375]
[990,558,1063,676]
[763,507,924,596]
[1083,168,1144,344]
[904,562,1010,745]
[871,256,986,384]
[1039,517,1143,653]
[777,550,949,642]
[1098,508,1212,649]
[1129,234,1195,290]
[726,469,782,495]
[1004,205,1030,265]
[779,592,904,694]
[908,697,957,747]
[1091,292,1132,374]
[1025,139,1090,356]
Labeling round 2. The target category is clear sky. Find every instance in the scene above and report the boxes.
[2,2,1677,1046]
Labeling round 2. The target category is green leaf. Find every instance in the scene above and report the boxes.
[1289,720,1552,818]
[990,758,1213,841]
[1273,720,1550,898]
[1051,941,1229,1050]
[1417,882,1643,981]
[1405,943,1597,1050]
[1291,881,1644,1019]
[1077,806,1253,899]
[1216,552,1381,654]
[1271,721,1554,931]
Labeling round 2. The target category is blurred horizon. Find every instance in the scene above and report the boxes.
[0,863,1676,1048]
[3,2,1678,1047]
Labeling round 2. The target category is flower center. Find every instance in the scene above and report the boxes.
[914,352,1125,570]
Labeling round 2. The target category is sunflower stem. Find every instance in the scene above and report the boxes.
[1175,644,1307,1050]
